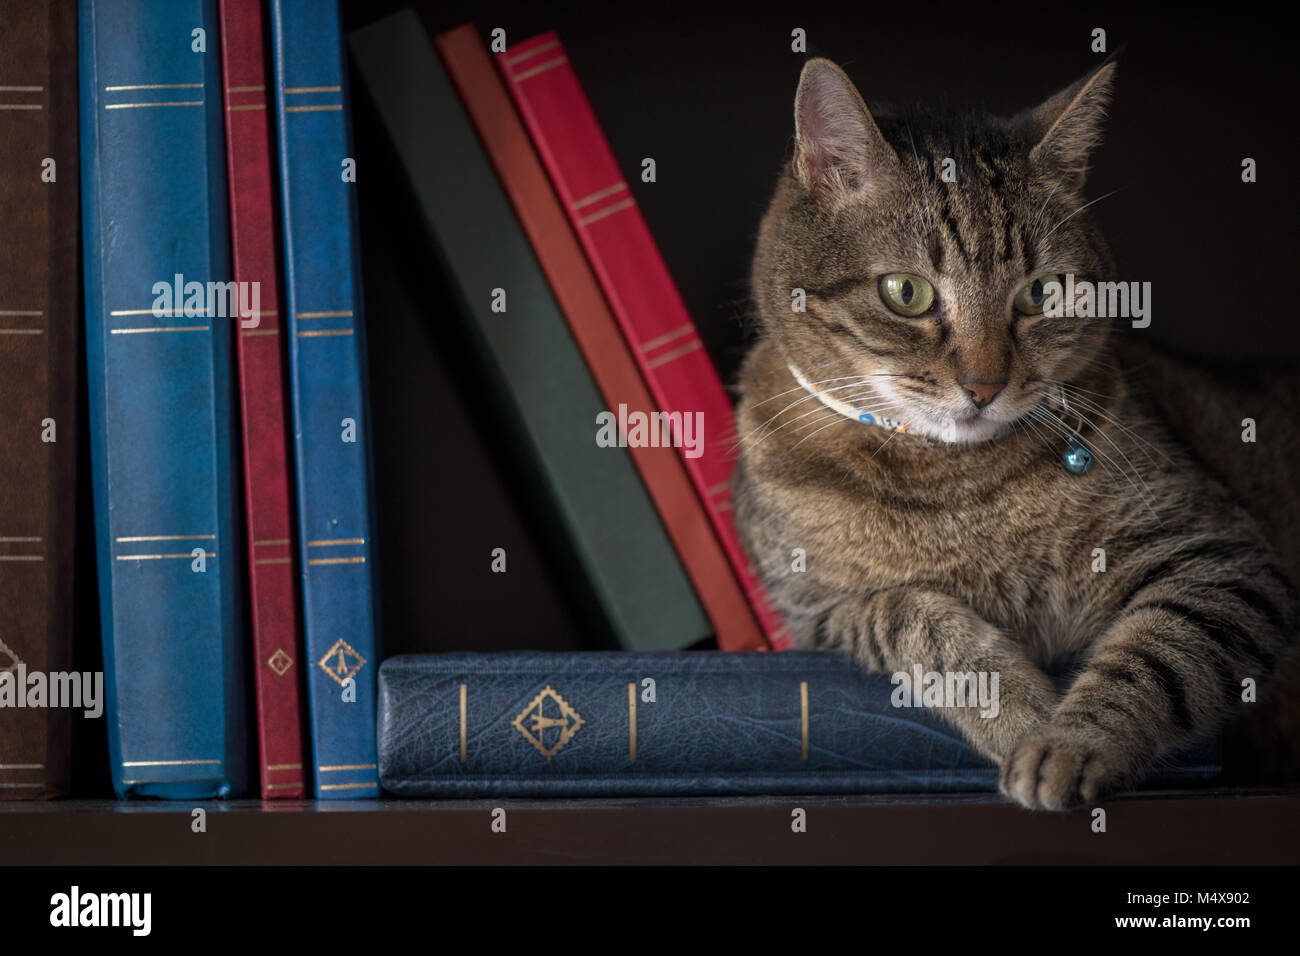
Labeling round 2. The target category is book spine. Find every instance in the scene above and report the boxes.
[434,25,766,654]
[379,651,1224,797]
[377,651,1001,796]
[499,33,792,650]
[270,0,380,799]
[349,11,714,653]
[79,0,247,799]
[218,0,307,800]
[0,0,79,800]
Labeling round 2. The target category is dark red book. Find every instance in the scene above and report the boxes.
[436,24,766,652]
[498,32,791,649]
[218,0,306,798]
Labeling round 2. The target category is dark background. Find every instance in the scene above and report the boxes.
[342,0,1300,654]
[69,2,1300,794]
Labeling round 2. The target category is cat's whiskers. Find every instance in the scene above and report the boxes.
[1040,187,1123,243]
[902,122,938,238]
[740,378,897,448]
[1016,417,1135,503]
[1048,380,1172,465]
[793,395,913,451]
[748,372,872,408]
[788,396,900,433]
[869,428,899,459]
[791,414,858,450]
[755,392,898,445]
[1028,175,1066,236]
[734,376,868,452]
[1027,405,1160,520]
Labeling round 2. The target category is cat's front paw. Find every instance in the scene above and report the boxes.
[999,727,1134,811]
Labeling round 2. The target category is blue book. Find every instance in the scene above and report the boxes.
[79,0,246,798]
[270,0,381,798]
[378,652,1222,797]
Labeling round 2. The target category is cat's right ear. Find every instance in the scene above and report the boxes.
[793,58,898,205]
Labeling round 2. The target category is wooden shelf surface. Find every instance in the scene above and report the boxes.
[2,788,1297,865]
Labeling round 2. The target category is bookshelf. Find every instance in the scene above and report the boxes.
[5,4,1296,869]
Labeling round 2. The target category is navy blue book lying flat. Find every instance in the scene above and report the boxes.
[377,652,1220,797]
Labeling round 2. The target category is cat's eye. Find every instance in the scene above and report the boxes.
[879,274,936,317]
[1013,275,1062,316]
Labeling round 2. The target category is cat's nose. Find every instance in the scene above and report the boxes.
[961,381,1006,408]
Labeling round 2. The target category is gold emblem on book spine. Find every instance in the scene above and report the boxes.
[512,685,584,759]
[267,649,294,677]
[0,638,22,674]
[317,639,365,685]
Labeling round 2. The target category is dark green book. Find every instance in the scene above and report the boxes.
[349,13,709,651]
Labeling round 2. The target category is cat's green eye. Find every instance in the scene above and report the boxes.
[1013,275,1061,316]
[879,274,936,317]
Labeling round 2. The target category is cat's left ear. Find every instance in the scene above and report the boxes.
[1022,55,1118,191]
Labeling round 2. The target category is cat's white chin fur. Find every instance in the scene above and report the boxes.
[914,414,1013,445]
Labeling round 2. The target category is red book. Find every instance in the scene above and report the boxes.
[218,0,307,797]
[436,24,767,652]
[498,32,791,649]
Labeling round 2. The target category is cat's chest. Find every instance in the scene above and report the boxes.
[849,481,1055,586]
[831,459,1108,656]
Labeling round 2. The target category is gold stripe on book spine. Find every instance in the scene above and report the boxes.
[628,683,637,762]
[572,181,627,209]
[0,309,43,334]
[109,326,209,334]
[116,552,214,560]
[105,84,202,91]
[577,197,635,227]
[800,682,809,760]
[646,339,703,369]
[639,323,693,353]
[512,56,568,83]
[460,683,468,763]
[104,101,203,110]
[506,40,560,66]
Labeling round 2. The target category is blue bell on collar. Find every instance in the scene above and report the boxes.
[1063,439,1093,475]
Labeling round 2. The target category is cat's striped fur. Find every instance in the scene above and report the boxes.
[733,57,1300,809]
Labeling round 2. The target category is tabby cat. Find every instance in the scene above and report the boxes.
[733,55,1300,809]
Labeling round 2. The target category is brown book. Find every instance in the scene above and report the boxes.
[0,0,80,799]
